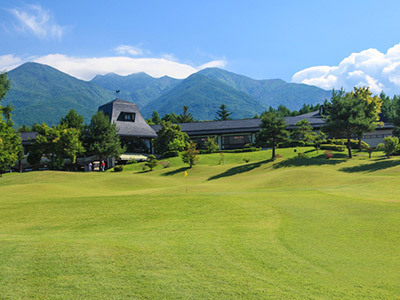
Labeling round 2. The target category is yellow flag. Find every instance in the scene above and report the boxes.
[184,171,187,177]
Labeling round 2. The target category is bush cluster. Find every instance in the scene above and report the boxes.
[199,147,261,154]
[320,144,346,152]
[113,165,124,172]
[325,139,370,150]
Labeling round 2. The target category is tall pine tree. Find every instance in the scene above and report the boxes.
[215,104,232,121]
[255,111,288,158]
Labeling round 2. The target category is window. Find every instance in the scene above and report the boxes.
[118,112,136,122]
[221,134,252,149]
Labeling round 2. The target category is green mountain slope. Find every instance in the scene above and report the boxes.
[141,73,266,120]
[91,72,180,108]
[198,68,331,109]
[5,62,115,126]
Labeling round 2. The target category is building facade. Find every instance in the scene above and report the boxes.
[98,99,157,153]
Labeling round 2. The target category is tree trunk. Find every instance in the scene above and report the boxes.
[358,135,362,152]
[272,145,275,158]
[347,137,352,159]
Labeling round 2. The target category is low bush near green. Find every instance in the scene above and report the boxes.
[320,144,346,152]
[113,165,124,172]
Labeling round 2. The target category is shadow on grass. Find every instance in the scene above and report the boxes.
[207,159,273,181]
[162,167,190,176]
[273,154,347,169]
[340,159,400,173]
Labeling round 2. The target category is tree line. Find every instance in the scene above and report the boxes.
[255,87,383,159]
[0,72,124,173]
[3,67,400,175]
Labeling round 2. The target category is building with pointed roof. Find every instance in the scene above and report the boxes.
[98,99,157,153]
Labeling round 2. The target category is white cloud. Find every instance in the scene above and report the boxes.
[1,54,225,80]
[114,45,143,56]
[0,55,23,72]
[292,43,400,95]
[8,4,64,39]
[198,60,227,70]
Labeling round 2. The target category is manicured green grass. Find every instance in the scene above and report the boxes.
[1,148,400,299]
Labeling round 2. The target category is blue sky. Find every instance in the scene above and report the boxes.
[2,0,400,94]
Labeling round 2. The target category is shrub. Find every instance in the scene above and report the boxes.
[162,150,180,158]
[384,136,399,158]
[324,150,333,159]
[204,136,219,153]
[199,147,261,154]
[113,165,124,172]
[222,147,261,153]
[181,141,199,168]
[159,161,170,168]
[243,157,250,163]
[145,155,158,171]
[326,139,370,150]
[376,143,385,151]
[126,159,137,164]
[279,140,305,148]
[320,144,346,152]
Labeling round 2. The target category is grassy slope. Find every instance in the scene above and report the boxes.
[1,149,400,299]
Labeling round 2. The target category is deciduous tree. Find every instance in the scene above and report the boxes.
[181,141,199,168]
[84,111,124,162]
[0,72,22,176]
[153,121,189,155]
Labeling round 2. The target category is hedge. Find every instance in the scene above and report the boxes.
[326,139,370,150]
[319,144,346,152]
[199,147,261,154]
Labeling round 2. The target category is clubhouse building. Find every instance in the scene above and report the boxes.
[100,99,394,152]
[20,98,395,161]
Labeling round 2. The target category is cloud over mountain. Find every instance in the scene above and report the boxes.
[292,43,400,95]
[0,53,227,80]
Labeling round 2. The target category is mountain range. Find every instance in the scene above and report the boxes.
[3,62,332,126]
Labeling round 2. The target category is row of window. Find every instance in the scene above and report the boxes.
[363,133,391,139]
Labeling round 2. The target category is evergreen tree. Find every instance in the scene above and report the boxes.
[151,111,161,124]
[162,112,180,123]
[84,111,124,162]
[177,105,196,123]
[292,119,316,143]
[255,111,288,158]
[60,109,85,131]
[0,72,23,176]
[145,154,158,171]
[146,111,162,125]
[215,104,232,121]
[323,87,381,158]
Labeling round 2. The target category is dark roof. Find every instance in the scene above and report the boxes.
[151,111,393,136]
[151,111,325,136]
[99,99,157,138]
[20,132,39,145]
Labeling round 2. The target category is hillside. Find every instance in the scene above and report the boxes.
[91,72,180,108]
[198,68,332,109]
[141,73,266,120]
[4,62,115,126]
[3,63,332,126]
[1,149,400,298]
